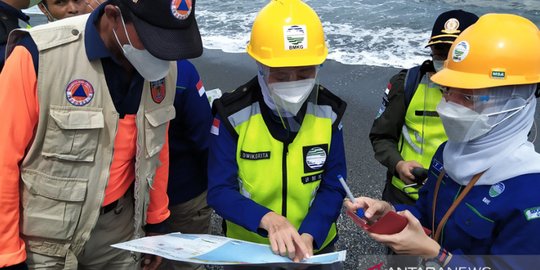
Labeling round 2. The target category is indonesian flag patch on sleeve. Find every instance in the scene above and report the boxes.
[196,79,206,97]
[210,118,220,135]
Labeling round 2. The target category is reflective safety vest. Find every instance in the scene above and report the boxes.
[216,81,345,251]
[392,76,447,200]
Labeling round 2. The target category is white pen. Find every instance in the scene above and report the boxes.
[338,174,365,218]
[337,174,356,204]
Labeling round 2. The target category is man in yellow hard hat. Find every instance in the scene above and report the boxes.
[370,10,478,206]
[346,14,540,269]
[208,0,347,268]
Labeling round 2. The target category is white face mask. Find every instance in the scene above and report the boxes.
[268,78,316,115]
[112,12,170,82]
[436,99,526,142]
[432,59,445,72]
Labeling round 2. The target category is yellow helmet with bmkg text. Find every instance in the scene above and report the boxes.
[432,13,540,89]
[247,0,328,67]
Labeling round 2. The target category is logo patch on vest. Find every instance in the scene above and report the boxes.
[240,150,270,160]
[302,172,323,184]
[303,144,328,173]
[150,79,166,104]
[524,206,540,221]
[66,79,94,106]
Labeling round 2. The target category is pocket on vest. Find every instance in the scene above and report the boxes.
[20,169,87,240]
[42,107,104,162]
[144,105,175,158]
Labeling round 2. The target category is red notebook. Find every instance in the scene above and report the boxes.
[347,210,431,235]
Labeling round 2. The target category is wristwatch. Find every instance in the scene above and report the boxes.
[424,247,452,267]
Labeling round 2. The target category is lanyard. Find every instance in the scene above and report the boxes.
[431,169,484,242]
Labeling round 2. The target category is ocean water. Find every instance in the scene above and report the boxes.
[24,0,540,68]
[195,0,540,68]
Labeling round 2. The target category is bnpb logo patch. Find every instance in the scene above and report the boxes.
[171,0,192,20]
[150,79,166,104]
[66,79,94,106]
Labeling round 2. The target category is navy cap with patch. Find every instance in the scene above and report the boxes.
[426,10,478,47]
[120,0,202,60]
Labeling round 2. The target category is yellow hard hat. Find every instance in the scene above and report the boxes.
[431,13,540,89]
[246,0,328,67]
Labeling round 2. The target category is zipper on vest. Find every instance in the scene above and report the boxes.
[281,142,289,217]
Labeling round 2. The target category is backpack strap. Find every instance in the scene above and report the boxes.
[403,60,435,108]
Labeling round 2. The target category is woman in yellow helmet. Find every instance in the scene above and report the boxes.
[208,0,347,268]
[346,13,540,269]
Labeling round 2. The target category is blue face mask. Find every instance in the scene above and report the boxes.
[112,11,170,81]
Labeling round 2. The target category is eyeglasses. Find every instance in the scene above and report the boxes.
[440,87,490,105]
[268,66,318,83]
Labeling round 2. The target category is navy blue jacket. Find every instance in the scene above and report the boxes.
[167,60,212,205]
[0,1,29,71]
[397,143,540,268]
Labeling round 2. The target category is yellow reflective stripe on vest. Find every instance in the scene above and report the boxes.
[393,81,447,200]
[226,102,337,251]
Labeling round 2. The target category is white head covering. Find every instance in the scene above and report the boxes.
[443,84,540,185]
[256,63,303,132]
[257,62,293,117]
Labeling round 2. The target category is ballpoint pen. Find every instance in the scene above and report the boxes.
[337,174,365,218]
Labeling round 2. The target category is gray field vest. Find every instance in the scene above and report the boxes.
[7,14,176,258]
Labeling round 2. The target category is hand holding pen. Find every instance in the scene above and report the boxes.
[337,174,365,218]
